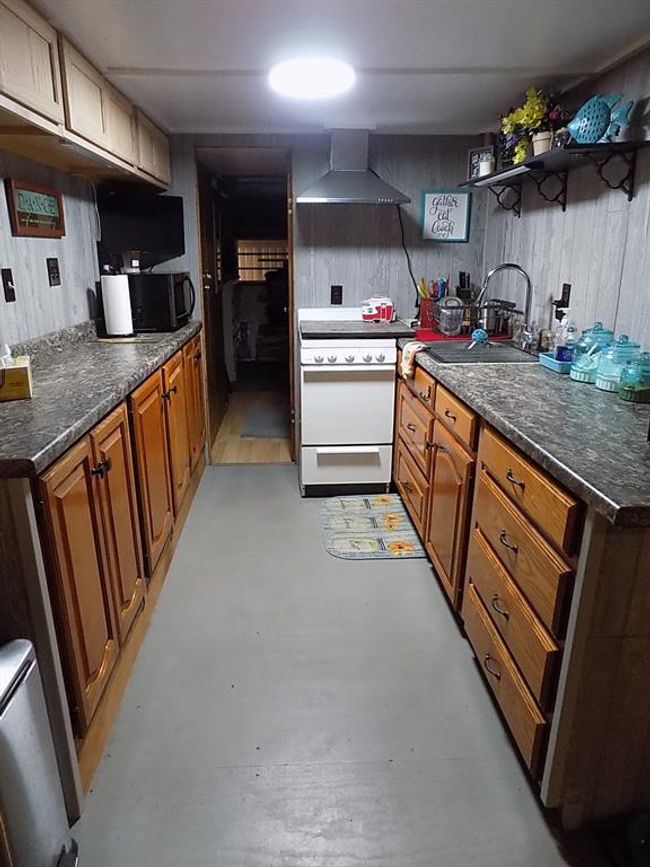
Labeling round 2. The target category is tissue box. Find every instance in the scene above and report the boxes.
[0,356,33,401]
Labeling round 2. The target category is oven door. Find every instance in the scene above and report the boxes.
[301,364,395,445]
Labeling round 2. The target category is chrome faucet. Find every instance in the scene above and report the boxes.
[474,263,533,345]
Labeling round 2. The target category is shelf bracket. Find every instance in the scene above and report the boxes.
[584,148,638,200]
[532,171,568,211]
[488,182,521,218]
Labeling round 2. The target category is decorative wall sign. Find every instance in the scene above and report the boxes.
[4,179,65,238]
[421,190,471,242]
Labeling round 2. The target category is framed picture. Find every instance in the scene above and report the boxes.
[4,179,65,238]
[421,190,471,243]
[467,146,495,181]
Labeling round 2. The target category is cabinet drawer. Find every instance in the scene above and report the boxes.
[473,470,573,637]
[395,438,429,535]
[479,427,580,553]
[398,384,432,476]
[411,366,436,412]
[462,581,547,777]
[435,384,477,449]
[466,527,560,709]
[302,445,392,486]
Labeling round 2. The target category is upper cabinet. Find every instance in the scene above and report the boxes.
[136,109,171,184]
[0,0,64,123]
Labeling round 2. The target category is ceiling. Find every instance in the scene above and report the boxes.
[34,0,650,135]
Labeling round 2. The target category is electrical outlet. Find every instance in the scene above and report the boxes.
[330,284,343,305]
[2,268,16,302]
[47,257,61,287]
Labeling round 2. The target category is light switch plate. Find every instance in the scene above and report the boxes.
[2,268,16,302]
[330,284,343,305]
[47,257,61,287]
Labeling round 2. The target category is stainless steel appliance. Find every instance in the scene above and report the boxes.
[0,640,78,867]
[127,271,195,332]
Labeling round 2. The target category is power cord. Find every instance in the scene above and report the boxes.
[396,205,419,308]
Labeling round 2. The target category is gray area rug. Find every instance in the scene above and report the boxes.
[241,401,290,438]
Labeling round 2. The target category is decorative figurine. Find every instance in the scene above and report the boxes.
[567,94,635,144]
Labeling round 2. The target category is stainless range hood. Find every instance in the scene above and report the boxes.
[296,130,410,205]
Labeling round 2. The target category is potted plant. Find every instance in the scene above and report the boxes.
[499,89,569,166]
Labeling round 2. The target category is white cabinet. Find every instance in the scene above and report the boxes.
[105,87,137,164]
[0,0,64,122]
[136,110,171,184]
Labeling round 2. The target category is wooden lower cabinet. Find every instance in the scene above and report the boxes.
[90,404,145,643]
[162,351,191,514]
[424,422,474,607]
[395,438,429,535]
[184,335,206,470]
[130,369,174,573]
[39,437,120,734]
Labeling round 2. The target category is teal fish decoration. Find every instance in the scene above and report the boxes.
[567,94,634,144]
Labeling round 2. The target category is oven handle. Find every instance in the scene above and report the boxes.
[302,364,395,373]
[316,446,381,455]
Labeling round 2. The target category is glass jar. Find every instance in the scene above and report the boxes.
[618,352,650,403]
[570,322,614,384]
[595,335,641,392]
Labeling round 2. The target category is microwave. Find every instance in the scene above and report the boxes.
[127,272,195,332]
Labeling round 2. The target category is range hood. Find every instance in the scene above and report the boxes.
[296,130,410,205]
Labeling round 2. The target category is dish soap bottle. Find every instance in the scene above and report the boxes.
[555,317,578,363]
[0,343,13,368]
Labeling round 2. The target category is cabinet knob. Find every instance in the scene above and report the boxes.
[498,529,518,553]
[376,353,386,362]
[419,387,431,401]
[363,354,372,363]
[91,457,112,477]
[194,351,202,361]
[327,355,337,363]
[345,354,355,363]
[314,355,324,364]
[162,385,178,401]
[406,422,416,433]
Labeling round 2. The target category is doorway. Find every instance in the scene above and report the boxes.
[196,147,294,464]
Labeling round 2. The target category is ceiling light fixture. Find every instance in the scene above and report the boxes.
[268,57,355,99]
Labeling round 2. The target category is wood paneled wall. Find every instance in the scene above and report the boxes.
[0,151,99,345]
[482,49,650,343]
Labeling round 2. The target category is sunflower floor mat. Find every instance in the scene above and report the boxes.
[320,494,426,560]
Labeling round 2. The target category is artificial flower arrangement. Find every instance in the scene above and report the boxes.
[499,89,570,166]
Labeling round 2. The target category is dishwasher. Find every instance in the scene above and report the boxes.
[0,640,78,867]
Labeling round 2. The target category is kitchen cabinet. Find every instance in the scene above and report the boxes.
[90,404,145,643]
[104,86,137,164]
[184,335,207,471]
[129,369,174,574]
[162,351,191,514]
[0,0,64,123]
[424,422,474,607]
[136,109,171,184]
[395,437,429,535]
[38,437,120,734]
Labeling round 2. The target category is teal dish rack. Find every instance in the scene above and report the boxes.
[539,351,572,374]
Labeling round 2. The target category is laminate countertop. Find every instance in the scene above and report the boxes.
[0,322,201,478]
[300,319,415,339]
[400,340,650,527]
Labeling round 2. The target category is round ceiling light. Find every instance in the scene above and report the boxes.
[268,57,355,99]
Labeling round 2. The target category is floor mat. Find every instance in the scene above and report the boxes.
[240,399,290,438]
[320,494,426,560]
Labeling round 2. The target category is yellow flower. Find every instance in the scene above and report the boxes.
[383,513,405,530]
[373,495,393,506]
[387,540,416,556]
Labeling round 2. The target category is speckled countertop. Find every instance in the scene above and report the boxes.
[399,340,650,527]
[0,322,201,478]
[301,319,415,339]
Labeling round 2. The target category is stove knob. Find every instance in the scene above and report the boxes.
[345,354,355,363]
[363,354,372,363]
[314,355,324,364]
[376,353,386,362]
[327,354,337,363]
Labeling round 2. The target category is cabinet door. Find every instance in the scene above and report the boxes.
[183,336,206,470]
[91,403,145,643]
[136,109,171,183]
[130,370,174,574]
[425,421,474,608]
[39,438,119,734]
[0,0,64,123]
[105,86,136,164]
[163,351,191,513]
[59,38,109,147]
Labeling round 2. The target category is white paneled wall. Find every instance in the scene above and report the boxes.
[0,152,99,344]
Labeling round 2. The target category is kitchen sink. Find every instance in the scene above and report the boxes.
[424,340,538,364]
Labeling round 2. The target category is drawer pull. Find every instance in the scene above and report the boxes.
[419,387,432,401]
[483,654,501,680]
[425,440,434,450]
[491,594,510,619]
[506,468,526,490]
[444,408,457,423]
[499,529,518,553]
[406,422,417,433]
[402,480,413,493]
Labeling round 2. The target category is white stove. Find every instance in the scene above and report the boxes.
[298,308,398,494]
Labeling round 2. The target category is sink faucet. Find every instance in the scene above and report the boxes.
[474,263,533,343]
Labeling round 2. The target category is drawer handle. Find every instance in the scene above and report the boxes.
[91,457,112,478]
[484,654,501,680]
[406,422,417,433]
[506,468,526,490]
[444,409,457,423]
[419,387,431,401]
[491,594,510,619]
[402,480,413,493]
[162,385,178,401]
[499,530,518,553]
[425,440,434,450]
[194,350,202,361]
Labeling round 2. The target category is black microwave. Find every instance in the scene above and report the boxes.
[127,272,195,332]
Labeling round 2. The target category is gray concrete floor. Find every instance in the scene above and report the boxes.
[74,465,610,866]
